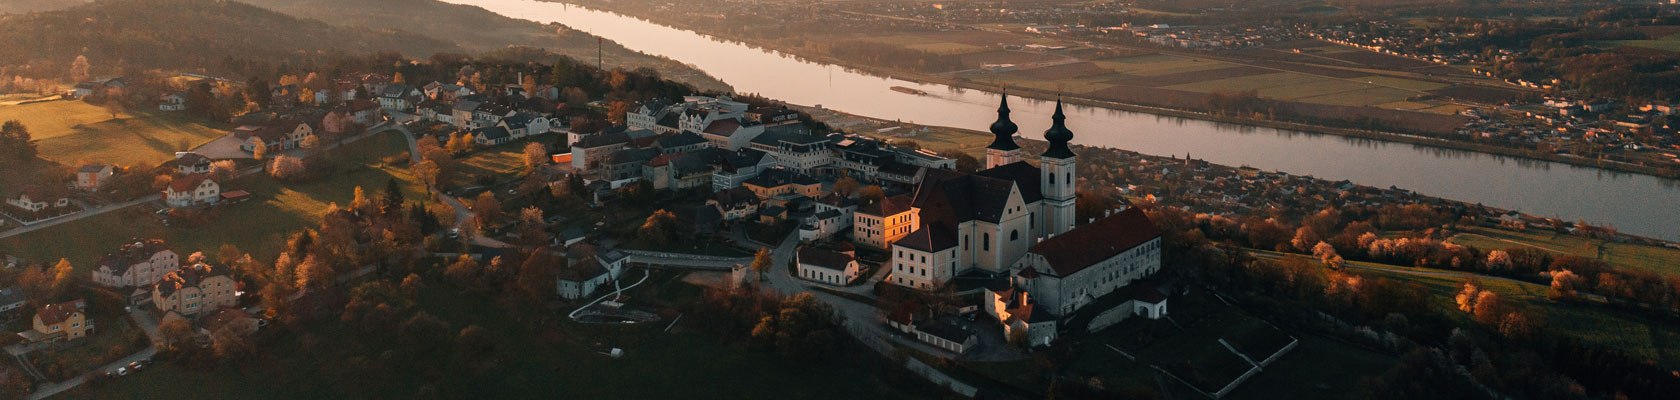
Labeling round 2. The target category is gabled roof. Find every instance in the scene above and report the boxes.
[0,286,25,306]
[918,321,973,343]
[609,148,660,164]
[702,119,741,136]
[655,131,708,149]
[798,247,855,272]
[472,126,511,141]
[859,194,915,217]
[712,187,760,207]
[78,163,112,173]
[155,263,230,298]
[576,131,631,148]
[98,239,172,275]
[168,174,214,193]
[896,225,957,253]
[36,300,83,325]
[1028,208,1160,277]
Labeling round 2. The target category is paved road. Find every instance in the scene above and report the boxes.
[0,195,160,240]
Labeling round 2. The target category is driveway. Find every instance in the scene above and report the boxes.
[22,310,162,400]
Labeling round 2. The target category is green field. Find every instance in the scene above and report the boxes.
[1445,226,1680,278]
[1092,54,1234,76]
[445,139,534,188]
[0,100,229,167]
[1599,33,1680,52]
[1257,250,1680,369]
[0,131,420,269]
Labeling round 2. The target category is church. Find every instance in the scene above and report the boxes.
[887,94,1079,290]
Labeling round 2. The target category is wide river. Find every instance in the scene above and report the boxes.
[449,0,1680,241]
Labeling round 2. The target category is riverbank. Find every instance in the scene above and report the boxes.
[538,0,1677,180]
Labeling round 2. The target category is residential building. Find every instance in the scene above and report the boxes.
[234,120,315,153]
[984,208,1166,346]
[153,263,238,317]
[800,194,857,241]
[796,247,861,286]
[5,186,71,213]
[71,164,112,192]
[164,174,221,208]
[91,239,179,289]
[708,187,762,221]
[172,152,213,175]
[853,194,917,249]
[158,92,186,112]
[556,248,629,300]
[19,300,91,343]
[377,84,421,111]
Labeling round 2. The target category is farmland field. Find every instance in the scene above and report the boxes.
[0,131,419,269]
[1599,32,1680,53]
[0,100,229,167]
[1445,226,1680,278]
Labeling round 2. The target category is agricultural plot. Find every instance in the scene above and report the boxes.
[0,100,228,167]
[1092,54,1236,76]
[1445,226,1680,278]
[1598,32,1680,53]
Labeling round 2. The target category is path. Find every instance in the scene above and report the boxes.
[390,121,515,249]
[0,195,159,239]
[567,268,654,320]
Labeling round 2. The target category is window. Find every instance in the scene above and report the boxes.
[983,233,990,251]
[1010,230,1019,241]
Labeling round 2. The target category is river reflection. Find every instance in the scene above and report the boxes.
[447,0,1679,240]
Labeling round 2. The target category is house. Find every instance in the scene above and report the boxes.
[853,194,917,249]
[344,99,383,126]
[377,84,421,111]
[92,239,180,289]
[0,286,25,315]
[158,92,187,112]
[19,300,92,343]
[742,168,822,200]
[164,174,221,208]
[234,120,315,153]
[556,247,629,300]
[698,118,766,150]
[153,263,238,316]
[887,315,976,355]
[75,164,114,191]
[571,128,633,171]
[172,152,213,175]
[499,113,551,138]
[707,187,762,221]
[5,186,72,213]
[472,126,514,147]
[796,247,861,286]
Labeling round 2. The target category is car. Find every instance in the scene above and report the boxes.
[128,361,144,371]
[113,367,128,376]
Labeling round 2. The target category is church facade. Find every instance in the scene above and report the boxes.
[887,94,1080,290]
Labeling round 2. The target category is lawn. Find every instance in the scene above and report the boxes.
[0,131,422,269]
[0,100,229,167]
[1598,33,1680,53]
[65,275,922,399]
[1444,226,1680,278]
[444,138,536,189]
[1259,250,1680,370]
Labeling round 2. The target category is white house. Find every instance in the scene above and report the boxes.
[5,187,71,213]
[556,248,629,300]
[982,208,1167,346]
[91,240,179,289]
[157,93,186,112]
[75,164,114,191]
[796,247,861,286]
[164,174,220,208]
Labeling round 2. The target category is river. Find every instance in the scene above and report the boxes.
[446,0,1680,241]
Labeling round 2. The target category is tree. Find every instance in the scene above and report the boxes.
[299,135,321,155]
[833,176,860,197]
[515,251,561,302]
[1548,270,1583,301]
[1485,250,1512,272]
[294,255,333,290]
[937,149,981,173]
[210,324,254,360]
[209,160,238,182]
[251,142,267,161]
[216,244,243,265]
[445,255,481,287]
[750,248,773,282]
[156,316,196,354]
[0,120,38,164]
[268,155,308,181]
[456,325,495,366]
[1312,241,1344,270]
[638,209,678,246]
[69,55,92,83]
[412,160,441,194]
[859,185,885,205]
[104,88,126,119]
[522,141,548,173]
[472,192,502,227]
[49,258,75,298]
[351,186,370,214]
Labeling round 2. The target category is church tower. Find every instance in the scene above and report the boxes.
[985,92,1022,169]
[1040,98,1077,236]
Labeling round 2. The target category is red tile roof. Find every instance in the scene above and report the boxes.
[1029,207,1160,277]
[168,173,212,193]
[37,300,83,325]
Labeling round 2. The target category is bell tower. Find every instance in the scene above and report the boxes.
[985,92,1022,169]
[1040,98,1077,236]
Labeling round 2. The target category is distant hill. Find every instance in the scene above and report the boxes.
[241,0,564,52]
[0,0,460,73]
[0,0,90,14]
